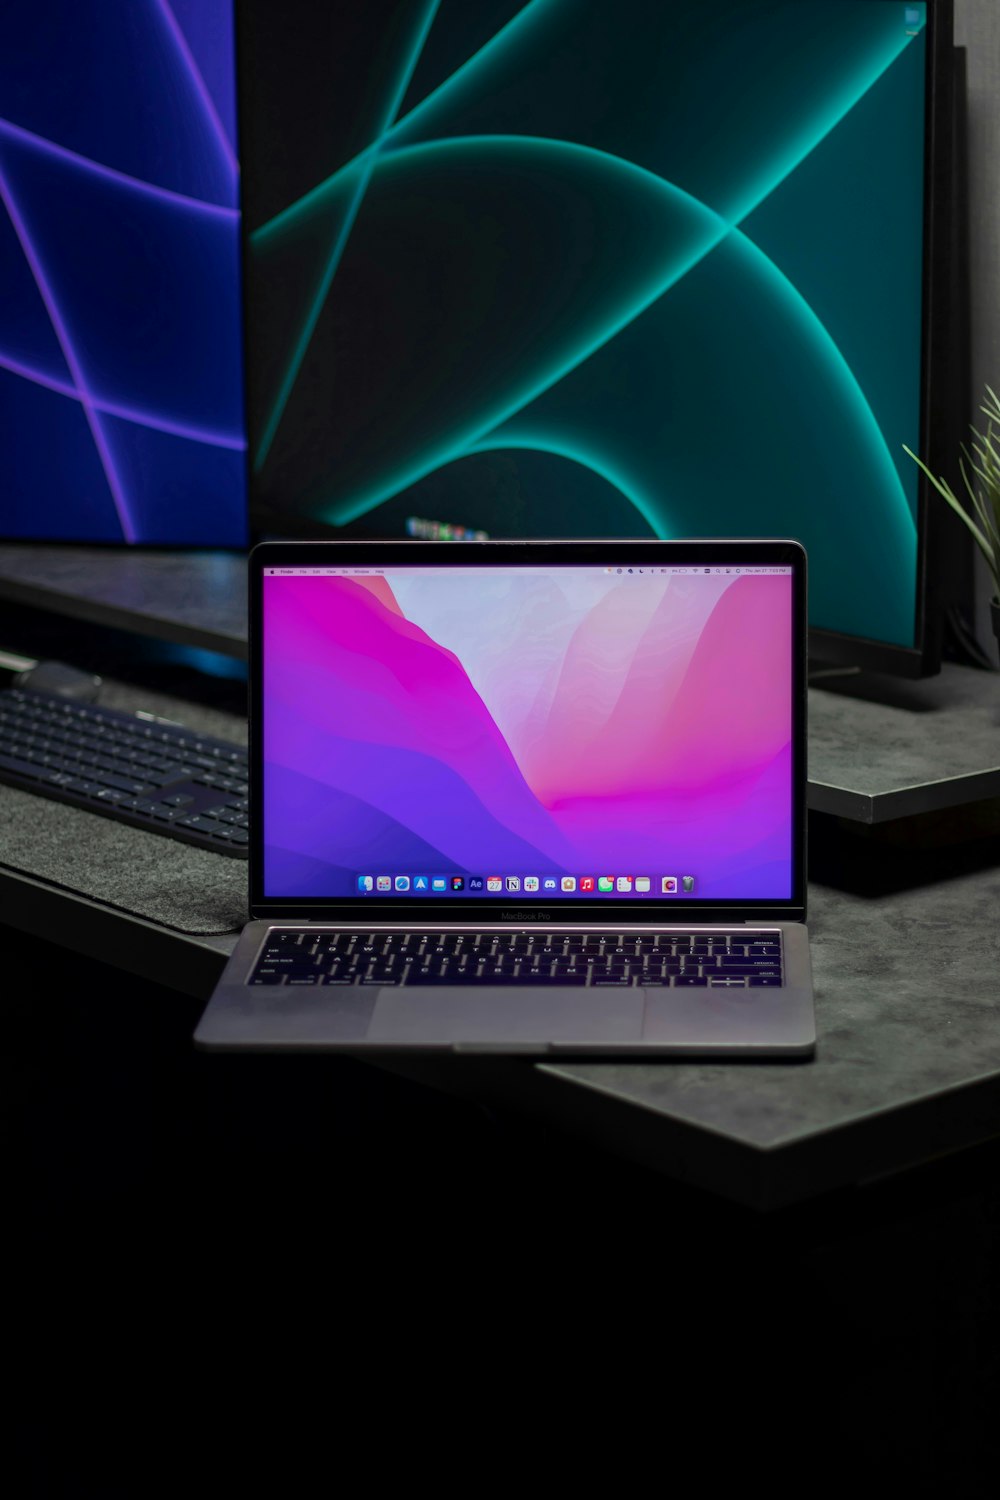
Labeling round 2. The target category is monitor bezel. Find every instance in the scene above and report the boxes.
[249,537,807,924]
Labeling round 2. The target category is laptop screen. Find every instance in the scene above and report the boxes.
[259,554,796,906]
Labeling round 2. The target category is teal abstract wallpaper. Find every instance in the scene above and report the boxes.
[240,0,931,647]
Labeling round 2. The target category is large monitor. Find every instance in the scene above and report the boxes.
[0,0,247,546]
[238,0,960,673]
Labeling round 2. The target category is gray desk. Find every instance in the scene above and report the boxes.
[2,551,999,1211]
[0,544,247,659]
[2,545,998,822]
[3,677,999,1213]
[809,665,1000,822]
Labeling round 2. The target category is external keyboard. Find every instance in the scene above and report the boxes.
[249,930,784,987]
[0,687,249,857]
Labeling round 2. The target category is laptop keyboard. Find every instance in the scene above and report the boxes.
[249,931,784,987]
[0,687,249,857]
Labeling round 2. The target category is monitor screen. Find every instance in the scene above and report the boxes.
[239,0,955,666]
[261,558,794,903]
[0,0,247,545]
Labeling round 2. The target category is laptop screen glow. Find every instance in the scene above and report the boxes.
[262,564,793,901]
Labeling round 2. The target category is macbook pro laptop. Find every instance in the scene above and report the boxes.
[195,539,815,1056]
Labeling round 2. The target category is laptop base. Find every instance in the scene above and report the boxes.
[195,921,816,1057]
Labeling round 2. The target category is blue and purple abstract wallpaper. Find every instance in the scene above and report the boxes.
[262,566,793,901]
[242,0,932,647]
[0,0,246,544]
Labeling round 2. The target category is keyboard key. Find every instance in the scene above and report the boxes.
[94,771,153,794]
[141,767,189,787]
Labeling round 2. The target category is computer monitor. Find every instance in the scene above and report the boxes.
[238,0,961,673]
[0,0,247,546]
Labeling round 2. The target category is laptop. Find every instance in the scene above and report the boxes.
[195,538,815,1056]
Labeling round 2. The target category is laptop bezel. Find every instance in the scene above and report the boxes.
[248,537,807,924]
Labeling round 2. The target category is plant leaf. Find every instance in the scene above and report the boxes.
[904,445,997,578]
[958,455,1000,571]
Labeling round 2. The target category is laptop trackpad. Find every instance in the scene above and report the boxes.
[367,986,645,1045]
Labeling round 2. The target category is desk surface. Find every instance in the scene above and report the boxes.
[0,544,247,658]
[3,673,998,1212]
[808,665,1000,822]
[2,545,998,823]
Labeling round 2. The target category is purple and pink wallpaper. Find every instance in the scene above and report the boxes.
[262,567,793,900]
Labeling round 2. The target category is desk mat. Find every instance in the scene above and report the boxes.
[0,681,248,936]
[0,784,248,935]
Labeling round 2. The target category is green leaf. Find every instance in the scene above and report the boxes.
[904,384,1000,597]
[959,458,1000,575]
[904,445,996,577]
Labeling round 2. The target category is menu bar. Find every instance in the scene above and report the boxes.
[265,566,792,577]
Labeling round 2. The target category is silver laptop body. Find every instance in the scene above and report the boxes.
[196,538,815,1057]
